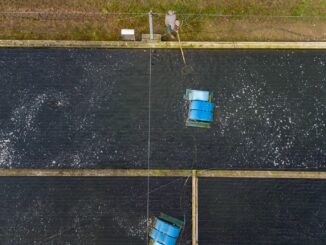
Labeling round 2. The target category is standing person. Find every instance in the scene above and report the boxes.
[165,10,176,39]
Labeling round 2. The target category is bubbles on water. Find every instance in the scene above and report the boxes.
[0,138,14,167]
[113,215,147,239]
[214,58,325,168]
[12,93,47,132]
[72,154,81,166]
[0,90,72,167]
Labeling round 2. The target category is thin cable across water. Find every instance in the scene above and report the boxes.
[146,47,152,244]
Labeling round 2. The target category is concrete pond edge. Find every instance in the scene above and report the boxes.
[1,169,326,179]
[1,40,326,49]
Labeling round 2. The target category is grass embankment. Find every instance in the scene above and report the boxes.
[0,0,325,41]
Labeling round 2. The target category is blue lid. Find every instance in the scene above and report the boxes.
[189,110,213,122]
[166,225,180,238]
[155,219,180,238]
[149,229,160,240]
[152,241,163,245]
[163,235,177,245]
[150,229,174,244]
[155,219,170,233]
[190,100,214,112]
[189,90,209,101]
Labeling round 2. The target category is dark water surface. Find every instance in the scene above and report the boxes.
[0,177,191,244]
[0,48,325,169]
[199,178,326,244]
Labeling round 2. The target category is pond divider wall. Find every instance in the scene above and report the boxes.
[1,40,326,49]
[1,169,326,179]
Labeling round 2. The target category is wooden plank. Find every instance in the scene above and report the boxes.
[197,170,326,179]
[192,170,198,245]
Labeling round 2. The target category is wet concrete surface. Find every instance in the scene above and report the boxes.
[0,48,325,169]
[0,177,191,245]
[199,178,326,244]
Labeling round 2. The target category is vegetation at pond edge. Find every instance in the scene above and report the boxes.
[0,0,326,41]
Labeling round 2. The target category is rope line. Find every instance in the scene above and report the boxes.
[177,32,186,65]
[146,47,152,244]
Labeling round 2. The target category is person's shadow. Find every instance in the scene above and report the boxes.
[161,33,176,41]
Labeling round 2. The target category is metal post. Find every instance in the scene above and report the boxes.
[148,10,154,40]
